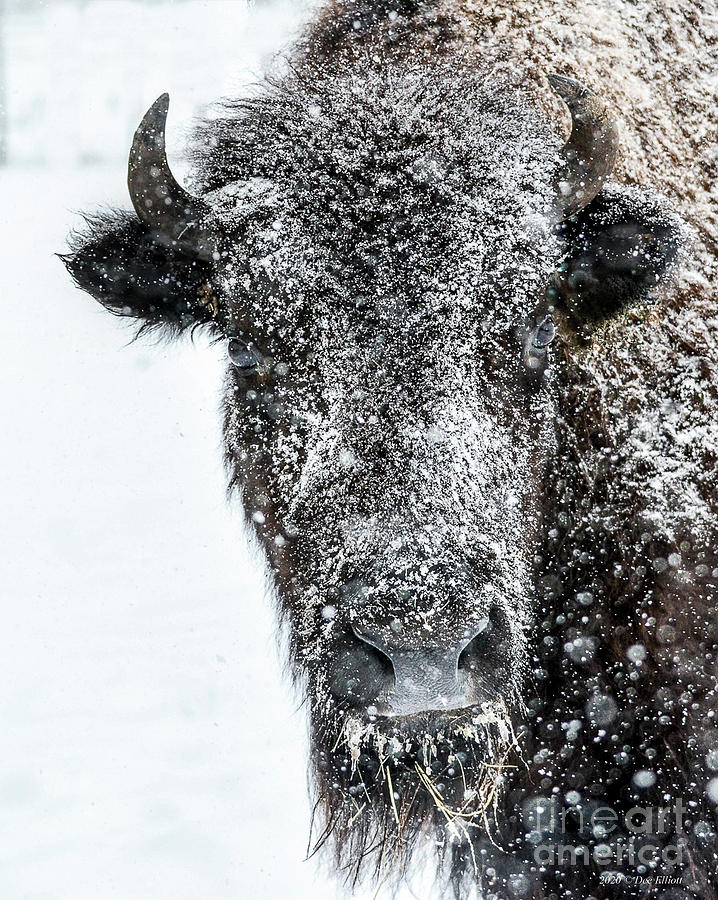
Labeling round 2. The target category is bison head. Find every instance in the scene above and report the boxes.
[64,59,680,887]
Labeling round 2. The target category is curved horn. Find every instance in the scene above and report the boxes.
[548,74,619,220]
[128,93,215,259]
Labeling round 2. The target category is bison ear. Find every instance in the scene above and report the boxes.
[552,185,683,323]
[62,211,219,339]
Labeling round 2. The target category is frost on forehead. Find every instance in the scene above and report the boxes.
[206,60,560,331]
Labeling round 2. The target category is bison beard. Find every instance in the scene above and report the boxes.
[310,703,518,887]
[61,0,718,897]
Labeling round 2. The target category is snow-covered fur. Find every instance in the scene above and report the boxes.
[63,1,718,897]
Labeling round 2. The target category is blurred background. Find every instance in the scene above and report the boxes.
[0,2,406,899]
[0,0,305,167]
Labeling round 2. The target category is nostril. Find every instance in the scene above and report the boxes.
[458,606,508,676]
[329,632,394,707]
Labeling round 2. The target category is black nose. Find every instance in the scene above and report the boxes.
[329,615,500,716]
[356,622,489,716]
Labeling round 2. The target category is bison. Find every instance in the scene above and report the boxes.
[63,0,718,896]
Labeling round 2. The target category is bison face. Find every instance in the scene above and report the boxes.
[221,177,556,771]
[64,59,680,878]
[214,70,561,804]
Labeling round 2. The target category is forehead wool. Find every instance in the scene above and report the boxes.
[203,61,560,336]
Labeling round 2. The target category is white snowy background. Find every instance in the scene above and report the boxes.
[0,2,421,898]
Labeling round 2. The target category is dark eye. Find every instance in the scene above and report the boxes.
[523,315,556,375]
[532,317,556,349]
[227,337,261,374]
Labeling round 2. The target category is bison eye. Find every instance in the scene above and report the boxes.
[227,336,261,374]
[523,315,556,375]
[532,317,556,349]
